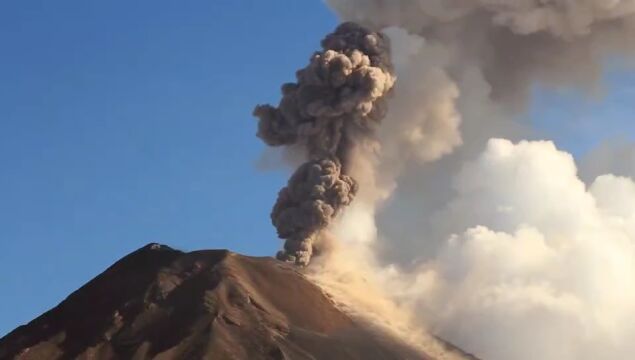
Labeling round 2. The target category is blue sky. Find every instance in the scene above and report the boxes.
[0,1,633,337]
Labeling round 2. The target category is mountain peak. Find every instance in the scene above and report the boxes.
[0,245,434,359]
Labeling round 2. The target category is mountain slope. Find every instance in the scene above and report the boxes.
[0,244,438,360]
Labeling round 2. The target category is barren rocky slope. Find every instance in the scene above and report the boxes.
[0,244,448,359]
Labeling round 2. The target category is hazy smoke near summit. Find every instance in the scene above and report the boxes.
[300,1,635,360]
[254,22,395,265]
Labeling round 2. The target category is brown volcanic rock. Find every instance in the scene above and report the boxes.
[0,244,432,360]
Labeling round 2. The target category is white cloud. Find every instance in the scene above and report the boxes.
[390,139,635,360]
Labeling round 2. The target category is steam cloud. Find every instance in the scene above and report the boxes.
[254,22,395,265]
[289,1,635,360]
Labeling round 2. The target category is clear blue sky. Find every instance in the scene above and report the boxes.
[0,1,633,337]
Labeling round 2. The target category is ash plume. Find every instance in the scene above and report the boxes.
[328,0,635,107]
[271,158,357,265]
[254,22,395,265]
[300,1,635,360]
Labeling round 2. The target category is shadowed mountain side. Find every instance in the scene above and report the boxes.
[0,244,443,359]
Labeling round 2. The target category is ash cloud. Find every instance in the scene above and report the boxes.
[254,22,395,265]
[328,0,635,107]
[271,158,357,265]
[305,1,635,360]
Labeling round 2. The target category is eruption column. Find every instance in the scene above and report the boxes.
[254,22,396,265]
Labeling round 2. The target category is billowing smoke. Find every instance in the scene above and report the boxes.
[254,22,395,265]
[284,1,635,360]
[270,158,357,265]
[328,0,635,107]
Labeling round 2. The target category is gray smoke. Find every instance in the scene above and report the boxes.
[310,1,635,360]
[271,158,357,265]
[254,22,395,265]
[327,0,635,108]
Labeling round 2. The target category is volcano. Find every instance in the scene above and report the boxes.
[0,244,475,360]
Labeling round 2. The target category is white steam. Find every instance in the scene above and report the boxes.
[305,1,635,359]
[391,139,635,360]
